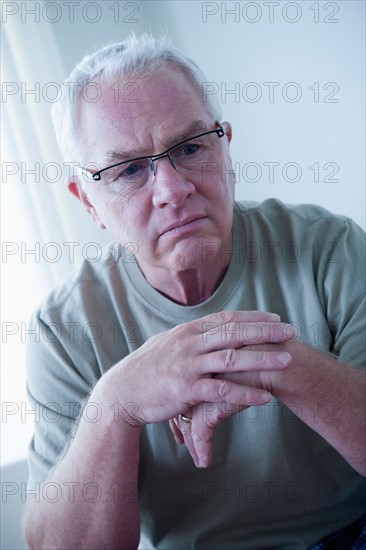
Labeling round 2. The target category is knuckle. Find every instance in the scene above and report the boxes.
[217,379,230,398]
[173,377,189,399]
[220,310,236,324]
[180,426,191,437]
[224,348,237,369]
[170,323,188,341]
[239,386,249,401]
[191,431,203,442]
[206,414,221,429]
[171,337,186,355]
[259,323,270,340]
[192,431,210,443]
[244,322,262,343]
[256,350,268,365]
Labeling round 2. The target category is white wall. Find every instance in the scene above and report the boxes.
[1,0,364,467]
[1,460,28,550]
[149,0,365,226]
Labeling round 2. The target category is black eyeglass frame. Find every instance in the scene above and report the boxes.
[87,125,226,182]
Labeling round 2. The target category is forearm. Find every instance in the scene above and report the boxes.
[267,342,366,475]
[232,341,366,476]
[23,372,141,550]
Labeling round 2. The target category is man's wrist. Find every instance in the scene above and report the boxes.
[93,369,143,431]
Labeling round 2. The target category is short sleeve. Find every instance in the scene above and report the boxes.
[26,312,95,488]
[320,217,365,366]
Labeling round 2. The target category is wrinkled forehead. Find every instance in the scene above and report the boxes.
[77,65,213,162]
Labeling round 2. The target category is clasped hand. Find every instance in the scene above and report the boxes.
[110,310,294,467]
[168,310,295,468]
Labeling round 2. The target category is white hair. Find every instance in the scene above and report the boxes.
[52,33,222,164]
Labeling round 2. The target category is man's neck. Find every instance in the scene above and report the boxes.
[137,240,233,306]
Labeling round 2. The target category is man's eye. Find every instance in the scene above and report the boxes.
[180,143,200,156]
[120,163,141,178]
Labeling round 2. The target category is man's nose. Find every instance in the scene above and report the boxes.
[151,157,195,208]
[151,151,176,173]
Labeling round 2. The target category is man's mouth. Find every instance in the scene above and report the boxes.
[159,216,207,238]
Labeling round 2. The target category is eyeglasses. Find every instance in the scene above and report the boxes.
[82,125,225,192]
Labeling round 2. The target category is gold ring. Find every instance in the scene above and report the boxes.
[179,413,192,424]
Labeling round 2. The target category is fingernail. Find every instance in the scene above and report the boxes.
[259,391,272,403]
[198,458,208,469]
[277,352,291,365]
[284,324,295,337]
[269,313,280,321]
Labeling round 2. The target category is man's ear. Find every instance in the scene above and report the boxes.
[67,178,106,229]
[222,121,232,144]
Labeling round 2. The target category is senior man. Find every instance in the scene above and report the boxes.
[24,35,365,549]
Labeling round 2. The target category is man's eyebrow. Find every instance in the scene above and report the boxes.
[104,120,212,163]
[104,147,149,163]
[164,120,212,148]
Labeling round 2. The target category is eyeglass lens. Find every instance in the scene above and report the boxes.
[100,131,219,189]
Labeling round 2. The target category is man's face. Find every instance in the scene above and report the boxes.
[71,65,235,274]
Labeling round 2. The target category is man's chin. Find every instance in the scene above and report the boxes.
[137,235,229,274]
[162,239,222,272]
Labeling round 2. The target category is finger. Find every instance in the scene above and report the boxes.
[173,311,282,346]
[196,349,292,375]
[199,321,295,352]
[191,403,214,468]
[191,378,272,406]
[178,413,200,467]
[190,401,248,468]
[192,310,281,334]
[178,406,216,469]
[169,418,184,444]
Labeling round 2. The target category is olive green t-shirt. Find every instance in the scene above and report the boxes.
[26,199,366,549]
